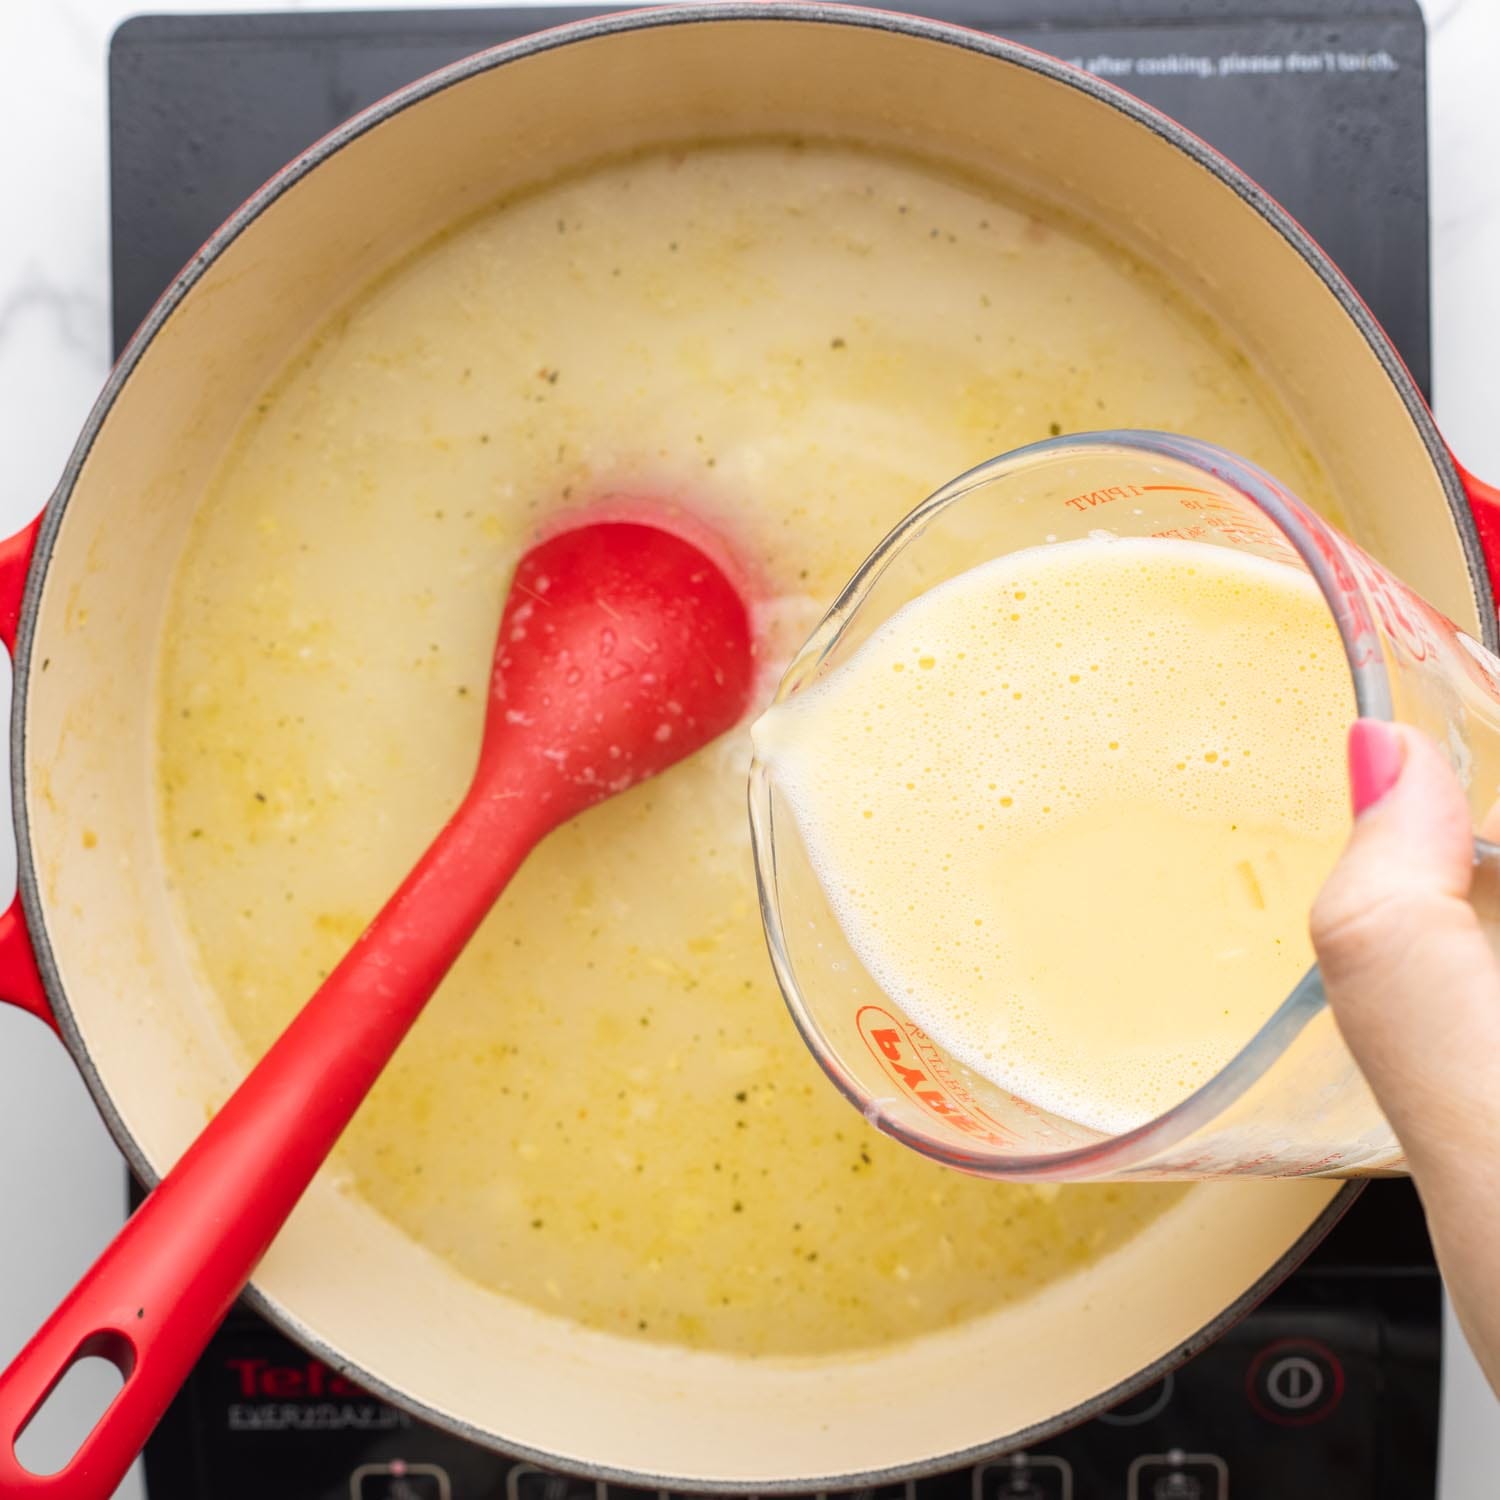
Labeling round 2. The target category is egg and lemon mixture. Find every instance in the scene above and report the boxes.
[156,143,1334,1357]
[754,538,1353,1137]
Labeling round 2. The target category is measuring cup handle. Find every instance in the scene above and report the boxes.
[1470,837,1500,939]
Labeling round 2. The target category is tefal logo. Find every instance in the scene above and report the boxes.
[227,1357,365,1400]
[857,1007,1014,1146]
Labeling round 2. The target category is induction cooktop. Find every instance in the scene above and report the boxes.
[110,5,1440,1496]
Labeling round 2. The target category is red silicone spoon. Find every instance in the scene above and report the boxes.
[0,519,755,1499]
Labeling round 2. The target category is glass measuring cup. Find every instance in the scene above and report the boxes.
[749,431,1500,1180]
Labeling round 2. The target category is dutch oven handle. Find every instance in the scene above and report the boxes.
[1459,463,1500,612]
[0,515,57,1034]
[0,513,244,1500]
[0,491,566,1496]
[0,513,124,1500]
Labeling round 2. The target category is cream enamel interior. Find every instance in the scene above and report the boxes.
[17,12,1466,1484]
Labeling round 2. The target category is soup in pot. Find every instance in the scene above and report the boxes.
[156,141,1334,1357]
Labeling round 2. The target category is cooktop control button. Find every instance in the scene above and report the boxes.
[843,1484,914,1500]
[507,1465,603,1500]
[1099,1373,1175,1427]
[349,1460,452,1500]
[1247,1338,1346,1426]
[973,1454,1073,1500]
[1126,1450,1227,1500]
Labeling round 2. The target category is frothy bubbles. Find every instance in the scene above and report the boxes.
[754,537,1354,1136]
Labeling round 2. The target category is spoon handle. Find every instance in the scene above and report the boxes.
[0,789,545,1500]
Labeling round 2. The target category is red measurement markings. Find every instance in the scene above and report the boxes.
[1339,544,1439,664]
[1063,480,1238,514]
[1143,491,1303,555]
[1061,482,1143,512]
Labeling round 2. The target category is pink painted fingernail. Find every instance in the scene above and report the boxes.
[1348,719,1405,816]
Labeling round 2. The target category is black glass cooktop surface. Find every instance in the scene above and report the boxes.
[110,5,1439,1495]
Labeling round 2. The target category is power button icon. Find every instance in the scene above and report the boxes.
[1246,1338,1345,1426]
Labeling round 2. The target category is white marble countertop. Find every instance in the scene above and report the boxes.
[0,1,1497,1496]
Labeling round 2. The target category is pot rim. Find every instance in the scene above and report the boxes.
[16,1,1457,1485]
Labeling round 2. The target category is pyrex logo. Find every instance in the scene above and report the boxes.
[856,1007,1013,1146]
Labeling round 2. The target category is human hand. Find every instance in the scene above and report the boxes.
[1311,719,1500,1395]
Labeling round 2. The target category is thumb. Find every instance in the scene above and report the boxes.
[1309,719,1500,1176]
